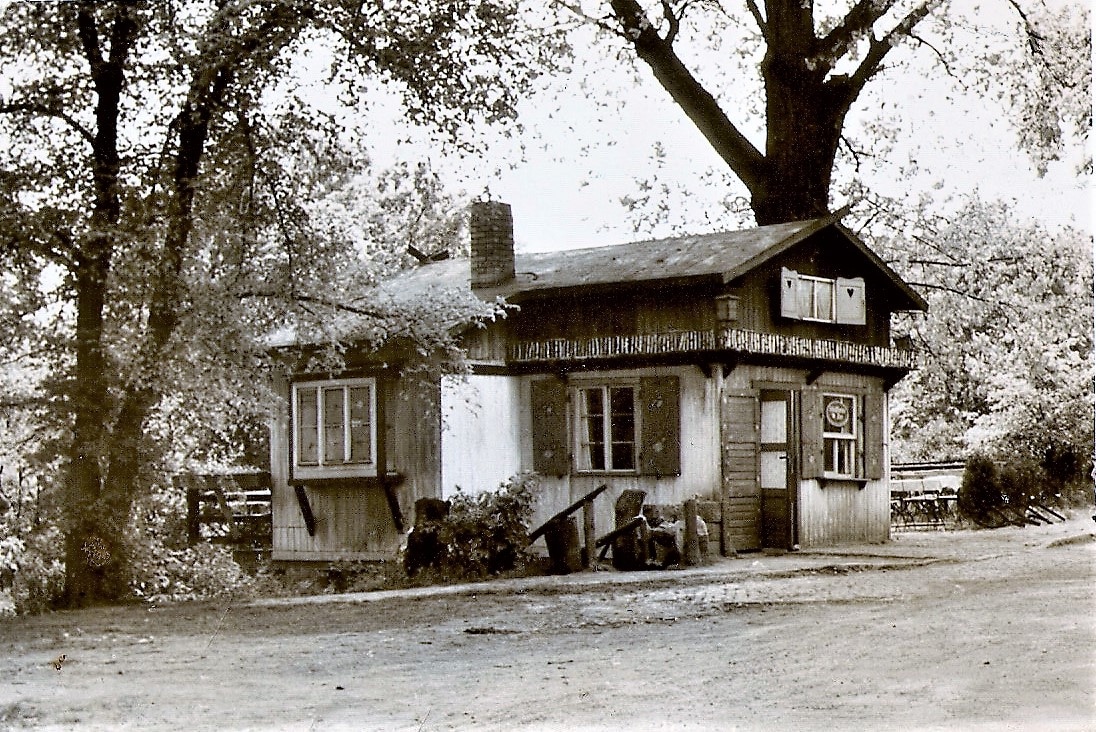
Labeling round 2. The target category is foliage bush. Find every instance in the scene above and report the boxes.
[125,480,253,604]
[430,472,539,579]
[958,453,1000,524]
[959,450,1080,527]
[0,471,64,617]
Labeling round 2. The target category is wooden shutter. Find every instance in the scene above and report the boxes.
[530,378,569,476]
[639,376,681,477]
[863,390,885,480]
[799,386,823,480]
[835,277,866,325]
[779,268,799,318]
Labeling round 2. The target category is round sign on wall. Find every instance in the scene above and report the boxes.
[825,398,850,429]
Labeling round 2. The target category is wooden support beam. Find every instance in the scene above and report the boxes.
[527,483,610,544]
[682,498,700,566]
[583,498,596,568]
[594,516,646,548]
[382,473,405,533]
[294,484,317,537]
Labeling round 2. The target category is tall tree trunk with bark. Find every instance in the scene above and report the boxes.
[62,3,139,607]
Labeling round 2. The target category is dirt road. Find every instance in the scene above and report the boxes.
[2,517,1093,731]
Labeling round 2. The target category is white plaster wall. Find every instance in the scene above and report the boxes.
[440,374,523,498]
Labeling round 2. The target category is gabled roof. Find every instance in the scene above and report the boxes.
[380,217,927,312]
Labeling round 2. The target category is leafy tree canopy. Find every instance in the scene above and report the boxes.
[0,0,562,606]
[872,196,1093,477]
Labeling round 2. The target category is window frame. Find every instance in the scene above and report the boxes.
[573,381,641,475]
[797,273,837,323]
[780,267,867,325]
[821,392,861,480]
[291,377,378,480]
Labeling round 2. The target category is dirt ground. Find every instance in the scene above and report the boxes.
[1,515,1093,732]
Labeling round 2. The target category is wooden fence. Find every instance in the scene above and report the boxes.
[176,473,272,548]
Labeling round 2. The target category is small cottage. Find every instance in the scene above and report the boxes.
[268,201,926,562]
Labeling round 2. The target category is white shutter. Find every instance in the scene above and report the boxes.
[835,277,866,325]
[780,267,799,319]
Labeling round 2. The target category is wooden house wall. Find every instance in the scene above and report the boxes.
[270,370,442,562]
[440,374,524,497]
[511,290,717,342]
[726,230,894,347]
[520,365,723,551]
[718,366,890,550]
[796,372,890,547]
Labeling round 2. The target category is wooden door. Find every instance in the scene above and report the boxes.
[759,390,795,549]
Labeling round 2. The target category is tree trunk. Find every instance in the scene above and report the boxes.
[752,45,843,225]
[60,3,139,608]
[605,0,919,226]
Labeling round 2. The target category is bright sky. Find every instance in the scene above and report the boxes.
[360,3,1090,253]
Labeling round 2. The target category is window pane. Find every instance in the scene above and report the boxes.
[580,388,606,471]
[814,279,834,321]
[824,396,855,435]
[323,387,345,464]
[795,278,813,318]
[824,437,855,476]
[348,386,372,464]
[610,442,635,471]
[609,387,636,469]
[837,440,853,475]
[296,387,318,466]
[609,387,635,443]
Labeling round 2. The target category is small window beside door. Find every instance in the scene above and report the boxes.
[822,393,858,478]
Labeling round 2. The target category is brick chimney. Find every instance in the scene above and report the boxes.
[469,200,515,289]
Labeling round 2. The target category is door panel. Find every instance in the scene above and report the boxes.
[760,390,795,549]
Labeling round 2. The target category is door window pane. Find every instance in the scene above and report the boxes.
[760,399,787,444]
[761,451,787,490]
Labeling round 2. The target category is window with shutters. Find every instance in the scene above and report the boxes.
[534,375,680,477]
[576,384,638,472]
[780,268,866,325]
[292,378,377,479]
[822,393,860,479]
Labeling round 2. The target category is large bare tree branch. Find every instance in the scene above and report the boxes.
[607,0,767,196]
[840,0,941,107]
[817,0,896,66]
[0,100,96,145]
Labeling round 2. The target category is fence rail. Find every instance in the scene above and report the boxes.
[176,473,272,549]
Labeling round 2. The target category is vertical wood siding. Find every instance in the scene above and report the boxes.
[796,373,889,546]
[721,390,760,551]
[271,374,442,561]
[726,230,893,348]
[523,366,722,550]
[717,366,891,549]
[796,478,890,547]
[440,374,523,497]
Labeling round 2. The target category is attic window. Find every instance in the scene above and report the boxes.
[780,268,865,325]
